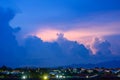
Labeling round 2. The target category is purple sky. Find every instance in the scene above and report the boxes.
[0,0,120,67]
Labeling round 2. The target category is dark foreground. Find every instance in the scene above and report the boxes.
[0,77,120,80]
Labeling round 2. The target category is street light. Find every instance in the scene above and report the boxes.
[43,75,49,80]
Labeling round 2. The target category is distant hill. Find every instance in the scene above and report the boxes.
[65,60,120,68]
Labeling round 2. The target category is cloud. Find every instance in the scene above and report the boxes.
[0,7,26,67]
[56,33,90,57]
[0,7,91,67]
[23,35,67,66]
[0,6,120,67]
[104,34,120,55]
[93,38,111,56]
[13,27,21,33]
[0,7,18,64]
[22,33,92,66]
[10,0,120,34]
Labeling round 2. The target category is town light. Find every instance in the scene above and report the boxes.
[86,75,89,78]
[56,75,59,78]
[43,75,48,80]
[21,75,27,79]
[59,75,63,78]
[56,75,63,78]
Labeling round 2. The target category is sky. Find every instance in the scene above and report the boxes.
[0,0,120,67]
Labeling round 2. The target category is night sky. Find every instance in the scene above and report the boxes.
[0,0,120,67]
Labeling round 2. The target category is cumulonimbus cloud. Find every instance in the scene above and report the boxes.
[0,7,120,67]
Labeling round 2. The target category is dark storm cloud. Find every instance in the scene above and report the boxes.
[0,7,18,64]
[0,7,26,67]
[104,34,120,55]
[0,4,120,67]
[56,33,90,57]
[13,27,21,33]
[92,34,120,56]
[90,37,120,62]
[93,38,111,56]
[23,34,91,66]
[23,36,64,66]
[0,7,91,66]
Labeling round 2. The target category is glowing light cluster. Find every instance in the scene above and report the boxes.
[21,75,27,79]
[43,75,49,80]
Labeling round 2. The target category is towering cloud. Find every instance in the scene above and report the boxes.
[93,38,111,56]
[23,33,90,66]
[0,7,18,63]
[104,35,120,55]
[0,6,120,67]
[0,7,25,66]
[56,33,90,57]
